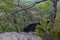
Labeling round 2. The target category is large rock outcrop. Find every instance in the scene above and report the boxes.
[0,32,42,40]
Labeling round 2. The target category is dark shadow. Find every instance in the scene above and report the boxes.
[23,22,40,33]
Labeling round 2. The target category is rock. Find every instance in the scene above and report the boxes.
[0,32,42,40]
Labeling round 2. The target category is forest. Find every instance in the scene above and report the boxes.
[0,0,60,40]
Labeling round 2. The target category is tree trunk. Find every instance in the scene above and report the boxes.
[48,0,59,31]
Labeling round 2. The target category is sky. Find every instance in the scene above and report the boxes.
[25,0,33,1]
[23,0,42,1]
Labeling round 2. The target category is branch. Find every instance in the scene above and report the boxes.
[3,0,23,8]
[14,0,45,13]
[3,0,46,13]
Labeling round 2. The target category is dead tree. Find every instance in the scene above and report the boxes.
[51,0,59,23]
[47,0,59,31]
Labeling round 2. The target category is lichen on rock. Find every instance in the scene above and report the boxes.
[0,32,42,40]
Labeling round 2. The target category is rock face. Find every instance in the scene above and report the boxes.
[0,32,42,40]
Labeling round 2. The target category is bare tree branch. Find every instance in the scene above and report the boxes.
[14,0,45,13]
[3,0,46,13]
[3,0,23,8]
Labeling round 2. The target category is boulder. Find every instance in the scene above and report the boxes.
[0,32,42,40]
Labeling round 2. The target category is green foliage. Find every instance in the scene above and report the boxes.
[33,20,48,36]
[34,1,52,36]
[33,0,60,40]
[0,0,24,33]
[0,3,7,7]
[0,0,14,12]
[34,17,60,40]
[50,29,60,40]
[0,0,60,40]
[36,0,52,14]
[55,4,60,31]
